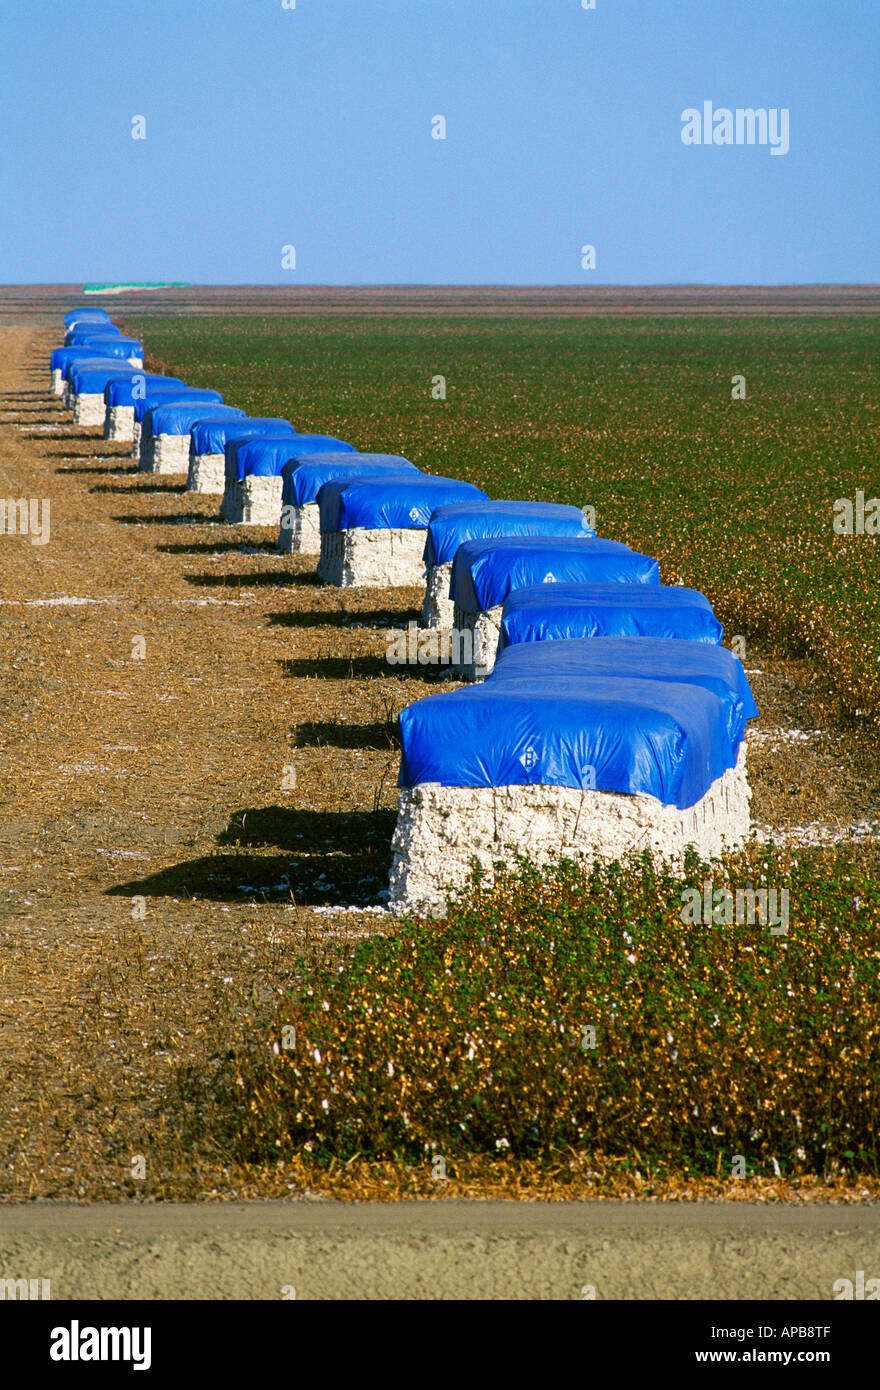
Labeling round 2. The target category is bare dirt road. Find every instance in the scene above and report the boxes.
[3,1199,879,1300]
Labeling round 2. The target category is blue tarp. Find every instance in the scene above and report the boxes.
[68,362,139,394]
[63,334,119,351]
[190,417,295,455]
[424,500,595,566]
[64,308,112,327]
[229,433,354,482]
[318,474,489,532]
[64,335,141,358]
[63,356,135,383]
[52,345,138,376]
[143,402,246,439]
[134,386,223,424]
[451,537,660,614]
[397,670,747,809]
[52,347,94,372]
[104,374,184,407]
[499,583,723,648]
[64,321,115,336]
[64,327,121,346]
[493,636,754,705]
[282,453,419,507]
[490,636,757,755]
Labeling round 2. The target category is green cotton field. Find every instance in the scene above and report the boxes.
[127,313,880,724]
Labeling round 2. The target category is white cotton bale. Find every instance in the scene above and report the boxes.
[317,527,428,588]
[220,475,283,525]
[130,420,142,457]
[186,452,226,495]
[72,393,106,428]
[278,501,321,555]
[126,356,144,368]
[139,433,191,475]
[388,746,751,916]
[421,560,454,628]
[50,369,65,395]
[105,405,135,441]
[452,602,503,680]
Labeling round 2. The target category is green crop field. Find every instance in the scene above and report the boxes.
[128,313,880,724]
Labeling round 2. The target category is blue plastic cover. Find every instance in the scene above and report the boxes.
[424,500,595,566]
[282,453,419,507]
[64,356,134,383]
[104,375,184,407]
[492,634,755,698]
[451,537,660,614]
[318,474,489,532]
[64,308,112,327]
[397,671,747,810]
[63,332,129,351]
[64,321,115,336]
[143,402,246,439]
[104,336,143,355]
[229,433,354,482]
[500,583,723,648]
[65,342,139,369]
[134,386,223,424]
[64,327,121,346]
[68,334,142,356]
[491,636,757,751]
[54,345,138,376]
[68,363,139,393]
[65,354,139,382]
[190,418,295,455]
[54,353,103,379]
[52,347,96,372]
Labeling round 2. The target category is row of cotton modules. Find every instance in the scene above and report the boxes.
[53,305,759,918]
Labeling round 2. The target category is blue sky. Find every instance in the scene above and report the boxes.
[1,0,877,284]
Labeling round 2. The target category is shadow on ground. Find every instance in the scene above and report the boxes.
[279,655,454,681]
[56,462,140,473]
[106,807,397,905]
[295,719,399,750]
[0,390,59,401]
[217,806,397,848]
[184,571,297,588]
[267,607,416,629]
[156,540,280,555]
[93,481,189,494]
[113,513,224,527]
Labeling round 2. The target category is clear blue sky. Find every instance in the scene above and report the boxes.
[1,0,877,284]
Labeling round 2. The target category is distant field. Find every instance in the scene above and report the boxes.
[125,312,880,725]
[6,283,880,319]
